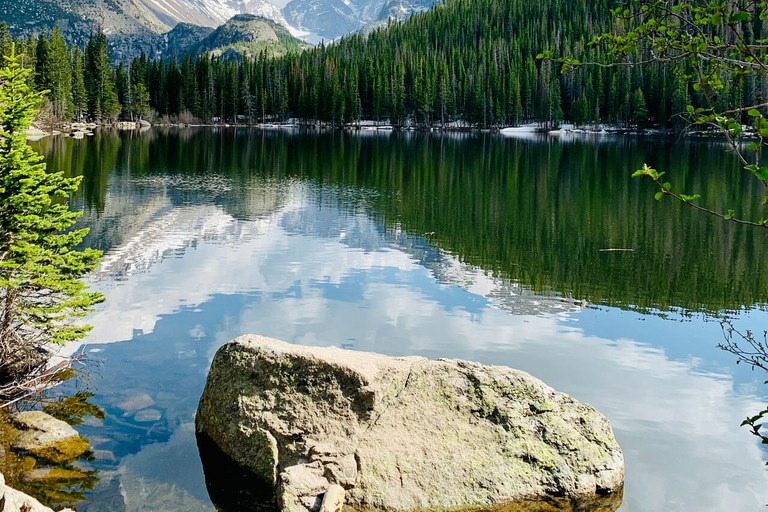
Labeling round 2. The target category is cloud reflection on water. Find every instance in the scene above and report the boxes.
[65,178,768,512]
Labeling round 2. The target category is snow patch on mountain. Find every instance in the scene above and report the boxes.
[283,0,438,41]
[141,0,295,32]
[137,0,440,45]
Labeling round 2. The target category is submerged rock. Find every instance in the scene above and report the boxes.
[116,393,155,412]
[196,336,624,512]
[9,412,89,463]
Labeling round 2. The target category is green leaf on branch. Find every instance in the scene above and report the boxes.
[730,12,750,23]
[633,164,659,179]
[680,194,701,202]
[725,209,736,220]
[746,164,768,181]
[654,191,664,201]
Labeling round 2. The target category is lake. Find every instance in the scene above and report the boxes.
[30,128,768,511]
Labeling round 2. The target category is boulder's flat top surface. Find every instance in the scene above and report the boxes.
[197,335,624,512]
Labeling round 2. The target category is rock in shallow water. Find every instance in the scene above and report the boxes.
[9,411,89,464]
[196,336,624,512]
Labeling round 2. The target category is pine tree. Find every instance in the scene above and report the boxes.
[0,48,103,385]
[116,62,131,119]
[511,78,523,126]
[132,82,150,121]
[392,64,406,127]
[347,70,362,124]
[35,30,51,92]
[85,31,119,122]
[21,35,36,80]
[0,23,12,60]
[670,73,690,131]
[330,68,344,125]
[71,49,87,121]
[48,27,73,121]
[180,54,199,117]
[631,88,648,128]
[84,35,99,119]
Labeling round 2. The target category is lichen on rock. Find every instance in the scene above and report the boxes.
[196,336,624,512]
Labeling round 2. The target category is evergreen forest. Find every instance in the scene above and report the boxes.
[4,0,768,128]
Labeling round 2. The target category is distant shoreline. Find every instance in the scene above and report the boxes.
[28,120,743,141]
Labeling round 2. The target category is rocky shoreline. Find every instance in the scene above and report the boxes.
[25,120,151,141]
[196,336,625,512]
[25,120,743,141]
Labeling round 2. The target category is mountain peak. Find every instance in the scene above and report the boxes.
[231,13,266,22]
[187,11,308,57]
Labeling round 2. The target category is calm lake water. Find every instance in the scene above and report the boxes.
[30,128,768,511]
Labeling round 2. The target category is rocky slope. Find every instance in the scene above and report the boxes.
[188,14,307,57]
[197,336,625,512]
[163,22,215,57]
[0,0,166,60]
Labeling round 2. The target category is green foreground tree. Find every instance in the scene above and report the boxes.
[0,47,103,394]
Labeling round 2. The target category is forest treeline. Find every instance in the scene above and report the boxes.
[4,0,768,128]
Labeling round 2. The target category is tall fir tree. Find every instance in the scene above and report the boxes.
[71,49,87,121]
[0,47,103,385]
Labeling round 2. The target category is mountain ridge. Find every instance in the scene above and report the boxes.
[0,0,308,61]
[0,0,440,56]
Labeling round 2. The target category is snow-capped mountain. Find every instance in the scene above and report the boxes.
[140,0,439,41]
[0,0,438,60]
[283,0,358,40]
[137,0,290,30]
[283,0,438,40]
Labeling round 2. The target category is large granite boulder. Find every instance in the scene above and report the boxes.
[196,336,624,512]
